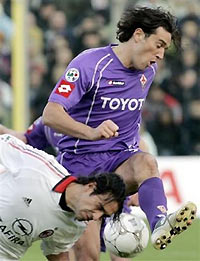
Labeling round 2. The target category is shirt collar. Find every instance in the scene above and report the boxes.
[53,176,77,193]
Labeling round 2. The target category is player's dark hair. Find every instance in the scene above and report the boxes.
[76,172,126,220]
[116,6,181,49]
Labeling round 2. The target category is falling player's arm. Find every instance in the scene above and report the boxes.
[0,124,27,143]
[43,102,119,141]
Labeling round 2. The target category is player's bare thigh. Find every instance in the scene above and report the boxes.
[72,220,101,261]
[115,151,160,195]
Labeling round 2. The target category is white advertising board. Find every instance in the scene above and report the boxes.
[132,156,200,218]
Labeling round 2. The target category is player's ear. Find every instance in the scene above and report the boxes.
[133,28,145,42]
[85,182,97,192]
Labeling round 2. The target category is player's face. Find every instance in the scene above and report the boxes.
[131,26,171,70]
[73,185,119,221]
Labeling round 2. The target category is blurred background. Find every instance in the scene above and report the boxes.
[1,1,199,260]
[1,0,200,157]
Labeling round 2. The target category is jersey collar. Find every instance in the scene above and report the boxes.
[53,176,77,193]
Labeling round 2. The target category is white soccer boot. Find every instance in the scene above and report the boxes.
[151,201,197,250]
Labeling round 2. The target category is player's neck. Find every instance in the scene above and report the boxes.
[64,183,79,212]
[112,43,133,69]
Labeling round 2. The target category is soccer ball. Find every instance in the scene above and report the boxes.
[103,213,149,258]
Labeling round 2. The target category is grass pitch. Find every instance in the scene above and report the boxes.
[21,219,200,261]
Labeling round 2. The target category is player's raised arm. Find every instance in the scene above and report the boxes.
[43,102,119,141]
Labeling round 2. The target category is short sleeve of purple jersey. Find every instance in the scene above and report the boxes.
[48,51,93,110]
[24,117,50,149]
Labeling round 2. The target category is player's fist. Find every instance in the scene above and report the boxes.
[92,120,119,140]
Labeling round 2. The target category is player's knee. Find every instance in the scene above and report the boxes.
[133,153,159,182]
[142,153,158,174]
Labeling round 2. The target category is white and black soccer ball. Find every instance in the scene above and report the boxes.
[103,213,149,258]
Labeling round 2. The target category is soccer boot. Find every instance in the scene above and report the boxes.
[151,201,197,250]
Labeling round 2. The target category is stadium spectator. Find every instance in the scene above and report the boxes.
[180,48,199,71]
[73,15,106,54]
[0,134,126,261]
[79,30,108,52]
[0,31,11,83]
[28,11,44,58]
[42,6,197,261]
[143,84,183,155]
[185,100,200,154]
[0,1,13,47]
[45,10,75,53]
[51,45,73,86]
[0,79,12,127]
[32,0,57,33]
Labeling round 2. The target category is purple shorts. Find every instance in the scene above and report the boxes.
[57,149,139,177]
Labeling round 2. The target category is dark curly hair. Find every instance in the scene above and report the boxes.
[75,172,126,220]
[116,6,181,49]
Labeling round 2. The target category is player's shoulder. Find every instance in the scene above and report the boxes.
[74,45,111,64]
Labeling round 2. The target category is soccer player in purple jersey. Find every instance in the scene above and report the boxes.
[42,5,197,260]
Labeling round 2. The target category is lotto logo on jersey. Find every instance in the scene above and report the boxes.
[108,80,125,86]
[55,79,75,98]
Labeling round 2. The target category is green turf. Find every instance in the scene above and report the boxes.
[21,219,200,261]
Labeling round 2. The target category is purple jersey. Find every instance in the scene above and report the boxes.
[49,44,157,154]
[24,117,64,153]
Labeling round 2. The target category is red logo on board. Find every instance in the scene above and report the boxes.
[55,79,75,98]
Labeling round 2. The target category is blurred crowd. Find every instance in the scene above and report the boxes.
[0,0,200,156]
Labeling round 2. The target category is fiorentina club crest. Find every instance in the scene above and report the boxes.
[140,74,147,89]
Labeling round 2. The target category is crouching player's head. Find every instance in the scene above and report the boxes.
[66,172,126,222]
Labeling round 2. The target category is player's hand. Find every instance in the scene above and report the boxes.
[0,124,7,134]
[127,193,139,207]
[92,120,119,140]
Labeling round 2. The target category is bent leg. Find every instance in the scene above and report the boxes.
[72,221,101,261]
[115,152,167,231]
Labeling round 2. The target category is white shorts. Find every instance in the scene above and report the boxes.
[0,246,19,261]
[0,255,18,261]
